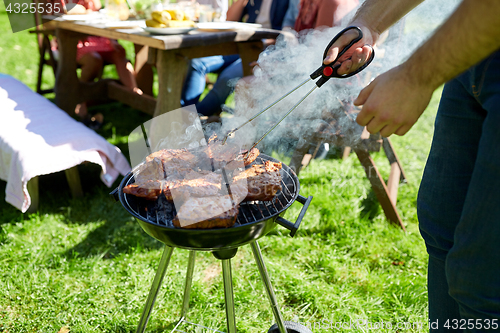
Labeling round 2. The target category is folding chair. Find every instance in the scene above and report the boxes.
[288,108,408,230]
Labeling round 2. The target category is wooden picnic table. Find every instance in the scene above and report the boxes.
[46,17,282,117]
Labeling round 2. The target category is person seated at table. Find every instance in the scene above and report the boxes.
[292,0,358,31]
[180,0,299,121]
[48,0,141,128]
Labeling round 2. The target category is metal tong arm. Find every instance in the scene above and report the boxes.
[221,78,312,145]
[310,26,375,87]
[247,84,318,152]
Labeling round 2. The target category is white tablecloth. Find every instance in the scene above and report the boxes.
[0,74,131,212]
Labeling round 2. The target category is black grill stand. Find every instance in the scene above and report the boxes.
[135,241,288,333]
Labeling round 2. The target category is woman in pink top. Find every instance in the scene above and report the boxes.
[294,0,358,31]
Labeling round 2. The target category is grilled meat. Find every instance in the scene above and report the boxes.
[165,171,222,201]
[172,195,238,229]
[146,148,197,165]
[134,157,165,184]
[206,141,241,170]
[123,180,165,200]
[244,148,260,166]
[233,161,282,201]
[122,142,285,229]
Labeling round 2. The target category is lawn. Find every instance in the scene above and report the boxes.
[1,5,439,333]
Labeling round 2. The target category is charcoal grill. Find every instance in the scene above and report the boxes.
[113,154,313,333]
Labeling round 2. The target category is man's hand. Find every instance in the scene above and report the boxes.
[353,64,434,137]
[323,25,377,76]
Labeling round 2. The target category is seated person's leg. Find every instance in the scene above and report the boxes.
[181,55,238,106]
[78,51,104,83]
[76,51,104,123]
[196,57,243,117]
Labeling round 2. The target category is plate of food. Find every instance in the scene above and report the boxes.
[143,26,196,34]
[59,12,103,21]
[143,9,196,34]
[196,22,262,31]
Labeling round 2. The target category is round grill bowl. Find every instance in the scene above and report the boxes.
[116,155,311,251]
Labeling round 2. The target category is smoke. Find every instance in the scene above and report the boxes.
[222,0,460,155]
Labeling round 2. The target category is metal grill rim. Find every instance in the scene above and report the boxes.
[121,155,299,228]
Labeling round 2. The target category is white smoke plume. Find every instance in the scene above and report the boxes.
[221,0,460,155]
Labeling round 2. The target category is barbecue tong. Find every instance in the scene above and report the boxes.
[222,26,375,150]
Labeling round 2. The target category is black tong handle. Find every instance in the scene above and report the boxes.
[310,26,375,87]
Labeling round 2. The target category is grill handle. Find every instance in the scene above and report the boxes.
[275,195,313,237]
[110,187,119,202]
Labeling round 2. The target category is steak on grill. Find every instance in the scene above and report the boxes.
[122,141,282,229]
[123,179,165,200]
[165,171,222,202]
[233,161,282,201]
[172,195,238,229]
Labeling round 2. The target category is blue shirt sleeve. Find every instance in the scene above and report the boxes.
[282,0,300,28]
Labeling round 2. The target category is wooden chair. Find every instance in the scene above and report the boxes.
[287,109,408,231]
[30,0,58,95]
[29,0,117,96]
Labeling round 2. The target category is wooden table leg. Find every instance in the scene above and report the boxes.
[153,49,189,117]
[65,166,83,198]
[55,28,112,115]
[237,41,264,77]
[54,28,82,115]
[134,44,154,97]
[26,177,39,214]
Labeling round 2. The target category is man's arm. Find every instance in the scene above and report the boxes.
[354,0,500,137]
[226,0,248,22]
[324,0,423,72]
[390,0,500,92]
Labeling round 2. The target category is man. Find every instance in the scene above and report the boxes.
[323,0,500,330]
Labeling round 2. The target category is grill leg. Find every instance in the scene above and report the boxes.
[221,259,237,333]
[136,245,174,333]
[181,251,196,318]
[250,241,287,333]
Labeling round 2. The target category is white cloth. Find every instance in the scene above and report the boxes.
[255,0,272,28]
[0,74,131,212]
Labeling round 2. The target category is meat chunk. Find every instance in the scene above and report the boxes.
[146,148,197,166]
[166,171,222,201]
[233,148,260,166]
[243,148,260,166]
[172,195,238,228]
[145,148,199,179]
[134,157,165,183]
[206,141,241,170]
[233,161,282,201]
[123,180,165,200]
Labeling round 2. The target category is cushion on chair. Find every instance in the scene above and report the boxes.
[0,73,131,212]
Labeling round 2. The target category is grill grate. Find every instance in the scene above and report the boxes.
[122,155,298,228]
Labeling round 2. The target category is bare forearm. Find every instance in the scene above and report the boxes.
[351,0,423,42]
[226,0,248,22]
[404,0,500,90]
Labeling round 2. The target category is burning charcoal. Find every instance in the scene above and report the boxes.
[155,195,175,226]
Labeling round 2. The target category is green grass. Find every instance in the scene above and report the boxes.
[1,6,440,332]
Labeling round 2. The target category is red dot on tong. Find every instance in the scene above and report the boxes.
[323,66,334,77]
